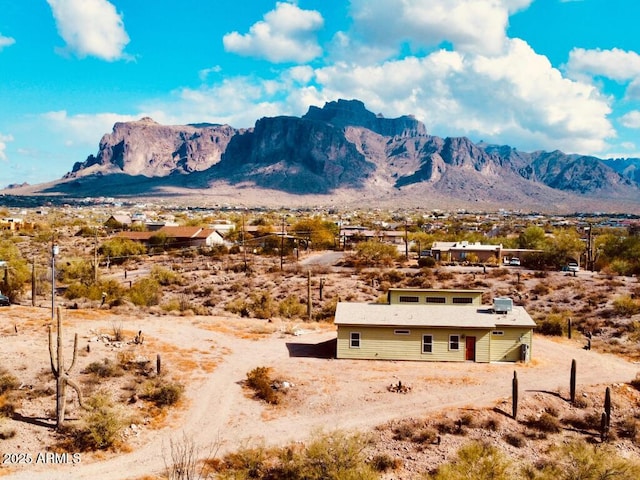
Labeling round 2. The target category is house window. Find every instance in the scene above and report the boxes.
[399,296,419,303]
[449,335,460,351]
[452,297,473,304]
[492,331,504,336]
[422,334,433,353]
[426,297,446,304]
[394,329,410,335]
[350,332,361,348]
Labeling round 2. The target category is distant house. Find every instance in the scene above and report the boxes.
[0,218,24,231]
[105,215,132,230]
[431,241,502,263]
[335,288,535,363]
[117,226,224,248]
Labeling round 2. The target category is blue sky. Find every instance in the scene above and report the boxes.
[1,0,640,187]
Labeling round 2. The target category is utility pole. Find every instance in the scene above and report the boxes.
[586,222,593,271]
[51,238,59,321]
[280,216,285,270]
[32,257,36,307]
[241,212,247,272]
[404,219,409,260]
[94,227,98,284]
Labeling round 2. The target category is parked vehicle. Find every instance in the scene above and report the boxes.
[0,292,9,306]
[567,262,580,272]
[509,257,521,266]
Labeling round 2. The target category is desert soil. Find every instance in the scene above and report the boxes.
[1,303,639,480]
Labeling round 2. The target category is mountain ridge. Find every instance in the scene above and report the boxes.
[5,99,640,213]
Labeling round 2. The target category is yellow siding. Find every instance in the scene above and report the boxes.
[337,326,492,362]
[388,290,483,306]
[489,328,533,362]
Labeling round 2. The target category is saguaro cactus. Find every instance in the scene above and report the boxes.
[604,386,612,429]
[49,306,85,429]
[570,359,577,404]
[512,371,519,420]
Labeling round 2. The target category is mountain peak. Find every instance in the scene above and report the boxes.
[303,98,427,137]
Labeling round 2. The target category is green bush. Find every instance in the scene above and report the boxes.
[428,441,514,480]
[536,314,566,336]
[279,295,306,319]
[533,440,640,479]
[128,277,161,307]
[613,295,640,316]
[142,381,184,407]
[250,292,277,319]
[418,256,436,268]
[151,265,184,286]
[527,412,562,433]
[70,394,127,451]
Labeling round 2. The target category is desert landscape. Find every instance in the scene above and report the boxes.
[2,231,640,479]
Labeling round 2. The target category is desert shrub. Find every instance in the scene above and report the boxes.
[246,366,280,405]
[224,297,251,317]
[630,373,640,391]
[504,432,526,448]
[99,237,146,264]
[536,314,566,336]
[429,441,514,480]
[562,411,601,431]
[353,240,399,267]
[250,292,278,319]
[278,295,306,319]
[142,381,184,407]
[488,268,509,278]
[83,358,124,378]
[392,418,436,443]
[369,453,402,472]
[151,265,185,286]
[128,277,161,307]
[0,368,18,395]
[526,412,561,433]
[617,416,638,440]
[315,298,338,322]
[533,440,640,479]
[69,394,128,451]
[531,282,550,296]
[613,295,640,316]
[418,256,436,268]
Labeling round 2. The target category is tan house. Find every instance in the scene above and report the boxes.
[431,241,502,263]
[118,226,224,248]
[335,288,535,363]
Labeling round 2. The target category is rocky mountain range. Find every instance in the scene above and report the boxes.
[9,99,640,212]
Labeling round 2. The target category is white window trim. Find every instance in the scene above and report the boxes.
[449,334,460,351]
[350,332,361,349]
[422,334,433,354]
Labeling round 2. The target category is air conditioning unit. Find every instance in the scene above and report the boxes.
[493,297,513,313]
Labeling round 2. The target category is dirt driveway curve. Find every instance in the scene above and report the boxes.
[4,315,639,480]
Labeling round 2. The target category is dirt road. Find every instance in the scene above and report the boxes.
[3,313,639,480]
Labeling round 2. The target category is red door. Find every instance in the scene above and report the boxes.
[465,336,476,361]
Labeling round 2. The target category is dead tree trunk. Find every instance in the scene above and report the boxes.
[48,306,85,430]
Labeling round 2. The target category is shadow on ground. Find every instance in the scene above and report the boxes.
[286,338,336,359]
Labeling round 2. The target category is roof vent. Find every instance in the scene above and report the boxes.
[493,297,513,314]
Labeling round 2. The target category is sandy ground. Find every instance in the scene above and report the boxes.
[1,305,638,480]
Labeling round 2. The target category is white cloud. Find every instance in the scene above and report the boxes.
[41,111,138,146]
[0,34,16,50]
[47,0,130,61]
[343,0,533,59]
[0,133,13,161]
[620,111,640,129]
[567,47,640,81]
[223,2,323,63]
[312,39,613,154]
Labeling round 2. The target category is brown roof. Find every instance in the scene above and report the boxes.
[157,226,203,238]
